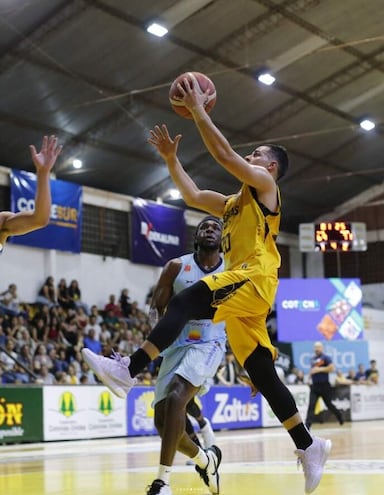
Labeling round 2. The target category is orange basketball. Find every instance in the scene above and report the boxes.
[169,71,216,119]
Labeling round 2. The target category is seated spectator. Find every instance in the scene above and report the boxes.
[0,283,21,316]
[83,328,102,355]
[0,338,18,381]
[74,306,89,331]
[52,348,69,374]
[68,279,89,314]
[36,276,57,308]
[79,360,97,384]
[84,314,102,340]
[346,368,357,382]
[119,288,132,318]
[35,364,56,385]
[33,343,53,373]
[67,363,79,384]
[90,305,103,325]
[365,359,379,385]
[334,369,354,385]
[57,278,72,310]
[355,363,367,383]
[104,294,122,318]
[103,309,120,331]
[17,344,34,372]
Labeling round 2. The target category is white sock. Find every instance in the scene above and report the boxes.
[191,446,209,469]
[157,464,171,484]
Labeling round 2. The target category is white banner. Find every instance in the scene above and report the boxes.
[261,384,310,427]
[43,386,126,441]
[350,384,384,421]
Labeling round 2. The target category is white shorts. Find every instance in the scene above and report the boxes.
[153,341,225,407]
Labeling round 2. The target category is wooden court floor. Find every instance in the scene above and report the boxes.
[1,420,383,495]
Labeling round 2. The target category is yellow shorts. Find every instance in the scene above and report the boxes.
[202,269,277,366]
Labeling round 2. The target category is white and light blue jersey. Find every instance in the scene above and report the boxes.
[162,253,226,355]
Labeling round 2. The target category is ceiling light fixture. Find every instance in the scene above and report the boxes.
[73,159,82,169]
[147,22,168,37]
[359,119,375,131]
[257,72,276,86]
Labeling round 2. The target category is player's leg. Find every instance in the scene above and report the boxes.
[305,385,319,429]
[243,344,331,494]
[186,397,216,448]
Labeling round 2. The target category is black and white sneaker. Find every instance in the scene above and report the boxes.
[195,445,222,494]
[146,479,172,495]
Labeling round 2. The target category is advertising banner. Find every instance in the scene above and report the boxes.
[127,386,157,436]
[276,278,363,341]
[290,340,370,375]
[0,387,43,443]
[261,384,309,427]
[202,386,262,430]
[131,199,186,266]
[350,384,384,421]
[10,169,82,253]
[43,386,126,440]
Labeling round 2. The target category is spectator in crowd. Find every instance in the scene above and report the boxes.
[52,348,69,374]
[334,369,354,386]
[36,276,57,308]
[33,343,53,372]
[57,278,72,310]
[104,294,122,317]
[67,363,79,384]
[354,363,367,383]
[0,284,21,316]
[286,366,306,385]
[119,288,132,318]
[0,338,18,381]
[74,306,89,331]
[365,359,379,384]
[215,350,242,386]
[345,368,357,382]
[68,279,89,314]
[84,314,102,340]
[36,364,56,385]
[90,305,103,325]
[79,360,97,384]
[83,328,102,355]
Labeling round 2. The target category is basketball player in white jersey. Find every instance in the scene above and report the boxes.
[144,216,226,495]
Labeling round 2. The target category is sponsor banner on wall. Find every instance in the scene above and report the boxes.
[0,387,43,443]
[261,384,310,427]
[350,384,384,421]
[43,386,126,440]
[276,278,363,341]
[202,386,262,430]
[290,340,370,376]
[127,386,157,436]
[10,169,82,253]
[131,199,186,266]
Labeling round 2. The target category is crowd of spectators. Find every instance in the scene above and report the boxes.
[0,278,153,386]
[0,279,379,389]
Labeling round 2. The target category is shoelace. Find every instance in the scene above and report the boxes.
[111,349,130,367]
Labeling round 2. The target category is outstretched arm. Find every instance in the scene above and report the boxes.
[0,135,62,244]
[178,76,275,193]
[148,124,227,217]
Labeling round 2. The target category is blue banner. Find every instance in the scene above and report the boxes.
[131,199,186,266]
[276,278,363,341]
[290,340,370,375]
[10,169,82,253]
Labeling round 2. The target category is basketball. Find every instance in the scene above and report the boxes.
[169,71,216,119]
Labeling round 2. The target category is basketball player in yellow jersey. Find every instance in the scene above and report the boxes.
[83,79,331,494]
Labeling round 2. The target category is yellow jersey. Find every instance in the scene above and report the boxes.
[220,183,281,304]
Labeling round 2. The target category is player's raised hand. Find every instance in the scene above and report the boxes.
[29,135,63,173]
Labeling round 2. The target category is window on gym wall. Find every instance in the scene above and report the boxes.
[82,204,130,259]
